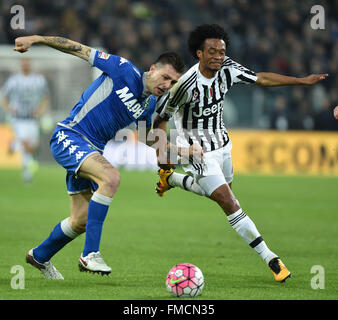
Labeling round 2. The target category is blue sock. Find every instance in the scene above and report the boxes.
[33,218,78,263]
[82,192,112,257]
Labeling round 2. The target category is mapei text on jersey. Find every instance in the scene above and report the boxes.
[116,86,146,119]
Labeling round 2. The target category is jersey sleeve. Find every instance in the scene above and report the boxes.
[88,49,126,76]
[222,57,258,85]
[155,92,170,115]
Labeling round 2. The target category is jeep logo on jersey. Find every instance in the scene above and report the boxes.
[116,86,145,119]
[192,101,223,118]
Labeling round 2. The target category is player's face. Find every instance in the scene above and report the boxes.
[197,38,226,74]
[147,64,181,96]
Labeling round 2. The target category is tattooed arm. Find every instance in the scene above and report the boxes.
[14,35,92,61]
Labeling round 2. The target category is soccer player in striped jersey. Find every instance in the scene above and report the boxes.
[14,35,184,279]
[155,24,328,282]
[1,58,49,183]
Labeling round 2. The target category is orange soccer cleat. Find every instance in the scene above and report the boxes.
[268,257,291,282]
[155,169,174,197]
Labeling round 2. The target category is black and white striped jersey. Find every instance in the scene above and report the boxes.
[157,57,257,152]
[1,73,49,119]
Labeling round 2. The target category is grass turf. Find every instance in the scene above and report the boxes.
[0,165,337,300]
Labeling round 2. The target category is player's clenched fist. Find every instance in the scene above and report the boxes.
[14,36,37,53]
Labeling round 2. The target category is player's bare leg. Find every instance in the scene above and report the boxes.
[210,183,291,282]
[26,154,118,278]
[157,170,290,282]
[69,191,92,234]
[76,153,120,275]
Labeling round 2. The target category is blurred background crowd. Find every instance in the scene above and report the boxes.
[1,0,337,130]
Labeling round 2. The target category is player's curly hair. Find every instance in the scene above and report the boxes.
[188,24,230,60]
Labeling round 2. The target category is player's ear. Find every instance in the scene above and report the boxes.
[149,64,156,73]
[196,50,202,59]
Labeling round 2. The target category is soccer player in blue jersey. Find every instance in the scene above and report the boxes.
[14,35,184,279]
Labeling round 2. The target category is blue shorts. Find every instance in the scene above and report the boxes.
[50,126,100,194]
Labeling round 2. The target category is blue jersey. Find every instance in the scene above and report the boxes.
[58,49,156,151]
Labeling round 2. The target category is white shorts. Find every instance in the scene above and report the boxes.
[11,119,40,148]
[180,141,233,196]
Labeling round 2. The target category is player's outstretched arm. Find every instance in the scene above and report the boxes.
[256,72,328,87]
[14,35,92,61]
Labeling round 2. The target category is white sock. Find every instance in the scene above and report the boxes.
[168,172,206,196]
[227,209,277,264]
[60,217,80,239]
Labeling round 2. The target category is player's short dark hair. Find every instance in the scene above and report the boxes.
[188,24,230,59]
[155,52,185,74]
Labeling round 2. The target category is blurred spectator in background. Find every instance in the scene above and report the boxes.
[1,57,50,182]
[287,87,315,130]
[270,95,290,130]
[1,0,337,130]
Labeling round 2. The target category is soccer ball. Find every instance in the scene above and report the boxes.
[166,263,204,297]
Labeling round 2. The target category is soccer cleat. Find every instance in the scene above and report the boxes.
[26,249,64,279]
[78,251,112,276]
[268,257,291,282]
[156,169,174,197]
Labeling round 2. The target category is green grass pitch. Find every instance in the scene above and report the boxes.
[0,165,337,300]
